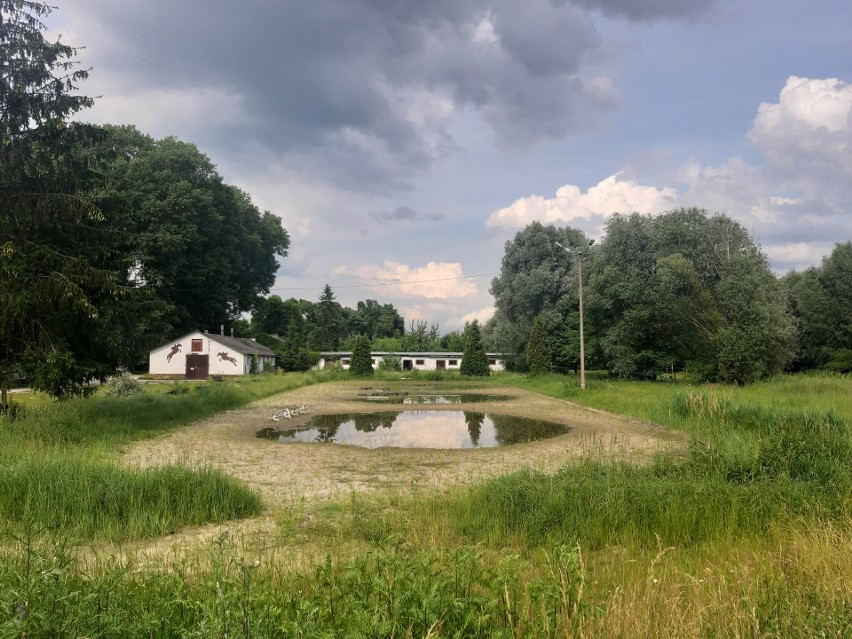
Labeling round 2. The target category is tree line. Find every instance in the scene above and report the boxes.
[487,211,851,384]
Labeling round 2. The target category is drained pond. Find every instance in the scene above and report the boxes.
[356,392,512,404]
[256,410,569,449]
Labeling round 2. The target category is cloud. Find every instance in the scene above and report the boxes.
[747,75,852,195]
[369,206,445,223]
[62,0,707,190]
[331,261,477,299]
[763,242,838,272]
[453,306,496,327]
[486,172,677,230]
[486,76,852,273]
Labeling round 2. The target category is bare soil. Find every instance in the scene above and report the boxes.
[122,381,684,508]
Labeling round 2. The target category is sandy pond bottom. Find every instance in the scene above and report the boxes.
[123,381,684,508]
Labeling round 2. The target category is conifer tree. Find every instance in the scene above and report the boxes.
[349,335,374,377]
[526,315,553,375]
[460,321,490,376]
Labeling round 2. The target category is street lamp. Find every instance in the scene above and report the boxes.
[555,239,595,389]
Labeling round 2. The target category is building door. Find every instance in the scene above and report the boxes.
[436,360,446,370]
[186,354,209,380]
[402,359,413,371]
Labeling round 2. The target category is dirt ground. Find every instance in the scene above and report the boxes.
[122,381,684,509]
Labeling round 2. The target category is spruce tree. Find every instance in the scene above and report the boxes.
[460,320,490,376]
[349,335,374,377]
[526,315,553,375]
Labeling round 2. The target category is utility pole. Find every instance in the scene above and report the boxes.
[555,239,595,389]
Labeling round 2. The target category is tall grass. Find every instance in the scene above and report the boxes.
[0,454,262,541]
[0,373,325,541]
[2,527,848,638]
[430,391,852,549]
[0,533,588,638]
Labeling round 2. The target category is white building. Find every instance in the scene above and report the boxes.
[315,352,506,372]
[149,331,277,378]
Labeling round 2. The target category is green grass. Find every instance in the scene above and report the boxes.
[0,455,262,541]
[0,372,326,540]
[3,372,327,446]
[1,372,850,635]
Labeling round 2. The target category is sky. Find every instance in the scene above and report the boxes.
[52,0,852,331]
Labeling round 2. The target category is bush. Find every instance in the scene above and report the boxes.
[824,349,852,374]
[377,353,401,372]
[102,369,144,397]
[0,401,26,421]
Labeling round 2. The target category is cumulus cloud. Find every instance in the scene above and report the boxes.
[331,261,477,299]
[763,242,838,272]
[486,76,852,273]
[454,306,496,327]
[486,172,677,230]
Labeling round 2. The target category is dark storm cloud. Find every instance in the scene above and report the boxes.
[369,206,445,223]
[67,0,714,188]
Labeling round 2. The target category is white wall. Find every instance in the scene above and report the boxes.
[148,332,254,376]
[316,353,505,372]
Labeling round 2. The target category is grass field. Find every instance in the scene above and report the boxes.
[2,370,850,636]
[0,373,326,541]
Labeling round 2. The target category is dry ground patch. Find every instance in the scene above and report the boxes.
[122,380,684,507]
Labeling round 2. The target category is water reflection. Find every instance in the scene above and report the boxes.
[357,393,512,405]
[256,411,568,449]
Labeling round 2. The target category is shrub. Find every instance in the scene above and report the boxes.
[377,353,401,372]
[824,349,852,374]
[102,369,144,397]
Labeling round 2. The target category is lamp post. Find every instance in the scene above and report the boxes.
[555,239,594,389]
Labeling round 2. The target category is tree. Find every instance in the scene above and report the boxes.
[349,335,374,377]
[86,126,290,343]
[489,222,589,370]
[0,1,123,402]
[460,320,490,376]
[585,209,794,382]
[314,285,340,351]
[526,315,553,375]
[785,242,852,370]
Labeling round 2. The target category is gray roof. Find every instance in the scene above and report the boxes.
[319,351,503,358]
[152,332,277,357]
[211,334,278,357]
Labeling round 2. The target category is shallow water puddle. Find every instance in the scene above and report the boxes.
[256,410,569,449]
[357,393,512,404]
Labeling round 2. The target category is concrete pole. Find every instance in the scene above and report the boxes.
[578,254,586,390]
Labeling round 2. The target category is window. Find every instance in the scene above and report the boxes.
[371,359,376,364]
[488,359,496,365]
[191,339,203,352]
[448,360,457,366]
[342,359,350,365]
[415,359,425,366]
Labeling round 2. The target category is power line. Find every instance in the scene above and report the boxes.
[269,272,499,292]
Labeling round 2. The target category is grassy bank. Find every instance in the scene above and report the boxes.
[0,373,325,540]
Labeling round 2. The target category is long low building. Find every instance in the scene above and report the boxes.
[315,352,506,372]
